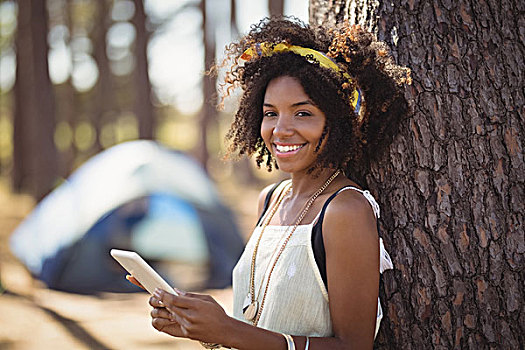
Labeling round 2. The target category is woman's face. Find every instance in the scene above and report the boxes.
[261,76,327,174]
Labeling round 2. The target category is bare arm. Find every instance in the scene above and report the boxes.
[321,190,380,348]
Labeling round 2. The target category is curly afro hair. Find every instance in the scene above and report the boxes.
[218,16,411,175]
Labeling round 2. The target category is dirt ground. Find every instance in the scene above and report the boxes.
[0,178,263,350]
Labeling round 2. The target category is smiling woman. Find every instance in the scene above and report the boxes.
[144,16,411,350]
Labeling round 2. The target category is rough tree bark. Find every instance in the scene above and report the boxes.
[309,0,348,27]
[14,0,59,200]
[309,0,524,348]
[132,0,155,139]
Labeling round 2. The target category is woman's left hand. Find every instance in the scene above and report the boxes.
[149,288,232,344]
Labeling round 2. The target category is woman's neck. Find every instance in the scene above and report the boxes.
[288,168,340,200]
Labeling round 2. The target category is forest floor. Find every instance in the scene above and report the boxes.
[0,176,264,350]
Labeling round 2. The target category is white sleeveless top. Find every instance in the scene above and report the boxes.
[232,184,393,338]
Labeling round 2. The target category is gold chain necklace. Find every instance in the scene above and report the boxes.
[243,170,341,326]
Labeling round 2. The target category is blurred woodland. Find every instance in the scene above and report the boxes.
[0,0,523,348]
[0,0,289,201]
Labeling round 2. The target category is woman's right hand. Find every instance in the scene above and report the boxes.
[149,289,232,345]
[149,296,186,337]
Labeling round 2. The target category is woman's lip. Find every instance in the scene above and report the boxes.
[273,142,305,146]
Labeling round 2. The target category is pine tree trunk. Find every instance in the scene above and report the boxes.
[14,0,58,200]
[91,0,114,153]
[132,0,155,139]
[309,0,524,348]
[309,0,348,27]
[269,0,284,17]
[31,0,58,199]
[196,0,217,170]
[13,0,34,193]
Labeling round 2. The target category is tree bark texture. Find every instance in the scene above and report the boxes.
[14,0,59,200]
[309,0,524,348]
[309,0,349,27]
[132,0,155,139]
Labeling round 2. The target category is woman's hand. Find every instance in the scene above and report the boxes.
[149,288,232,345]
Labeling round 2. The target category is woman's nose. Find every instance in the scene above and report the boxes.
[273,115,294,138]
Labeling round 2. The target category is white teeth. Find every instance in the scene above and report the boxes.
[276,144,303,153]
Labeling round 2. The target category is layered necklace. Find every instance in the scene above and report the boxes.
[243,169,341,326]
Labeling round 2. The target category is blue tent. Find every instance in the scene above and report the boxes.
[10,141,245,294]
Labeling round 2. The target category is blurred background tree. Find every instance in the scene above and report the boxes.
[13,0,58,200]
[0,0,295,200]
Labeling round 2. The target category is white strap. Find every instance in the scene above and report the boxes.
[282,334,296,350]
[335,187,381,218]
[379,237,394,273]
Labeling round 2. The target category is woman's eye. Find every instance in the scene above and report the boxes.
[264,111,277,117]
[296,111,312,117]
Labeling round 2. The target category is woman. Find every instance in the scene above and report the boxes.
[146,17,410,349]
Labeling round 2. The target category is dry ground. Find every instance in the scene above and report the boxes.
[0,177,263,350]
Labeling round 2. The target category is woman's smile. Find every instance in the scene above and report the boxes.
[273,142,306,156]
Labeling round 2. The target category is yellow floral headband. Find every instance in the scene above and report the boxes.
[239,42,363,118]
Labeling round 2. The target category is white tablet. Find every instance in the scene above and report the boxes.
[110,249,177,295]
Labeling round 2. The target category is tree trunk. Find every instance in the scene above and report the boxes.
[14,0,59,200]
[13,0,34,193]
[31,0,59,199]
[230,0,239,38]
[268,0,284,17]
[91,0,114,153]
[196,0,217,170]
[132,0,155,139]
[309,0,524,348]
[60,2,78,176]
[309,0,348,27]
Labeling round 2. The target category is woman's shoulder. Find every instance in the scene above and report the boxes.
[326,187,375,217]
[321,186,378,240]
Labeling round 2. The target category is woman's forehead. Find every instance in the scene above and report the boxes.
[264,76,311,104]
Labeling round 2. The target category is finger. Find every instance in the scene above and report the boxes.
[152,318,186,338]
[154,289,195,309]
[175,288,187,296]
[150,307,174,321]
[126,275,146,290]
[181,291,212,301]
[149,295,165,308]
[152,317,175,331]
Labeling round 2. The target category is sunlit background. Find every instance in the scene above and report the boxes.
[0,1,308,348]
[0,0,307,177]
